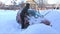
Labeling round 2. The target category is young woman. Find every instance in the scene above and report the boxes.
[20,3,30,29]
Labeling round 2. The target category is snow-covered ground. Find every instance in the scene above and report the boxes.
[41,9,60,32]
[0,9,60,34]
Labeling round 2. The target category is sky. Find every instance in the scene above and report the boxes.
[0,0,24,5]
[47,0,60,4]
[0,0,60,5]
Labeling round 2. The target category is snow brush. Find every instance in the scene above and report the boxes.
[40,11,51,18]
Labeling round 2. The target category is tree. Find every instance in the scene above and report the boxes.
[11,0,17,5]
[34,0,48,9]
[20,1,25,8]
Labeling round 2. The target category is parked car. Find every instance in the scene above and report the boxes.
[16,9,40,23]
[16,9,51,26]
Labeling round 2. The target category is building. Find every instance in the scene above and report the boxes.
[26,0,38,9]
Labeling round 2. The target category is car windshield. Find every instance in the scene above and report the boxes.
[28,9,41,17]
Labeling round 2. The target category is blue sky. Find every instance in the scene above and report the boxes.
[0,0,60,5]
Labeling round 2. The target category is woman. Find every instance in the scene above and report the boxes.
[20,3,30,29]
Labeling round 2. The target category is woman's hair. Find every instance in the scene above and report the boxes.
[26,3,30,6]
[25,3,30,9]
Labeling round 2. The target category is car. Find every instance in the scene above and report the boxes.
[16,9,51,27]
[16,9,39,23]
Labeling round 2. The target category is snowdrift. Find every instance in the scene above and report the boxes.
[0,9,60,34]
[20,24,59,34]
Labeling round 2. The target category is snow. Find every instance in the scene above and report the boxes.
[0,10,21,34]
[45,9,60,32]
[20,24,59,34]
[0,9,60,34]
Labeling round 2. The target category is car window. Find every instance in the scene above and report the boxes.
[28,9,41,17]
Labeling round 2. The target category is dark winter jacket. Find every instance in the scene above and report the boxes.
[20,3,30,17]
